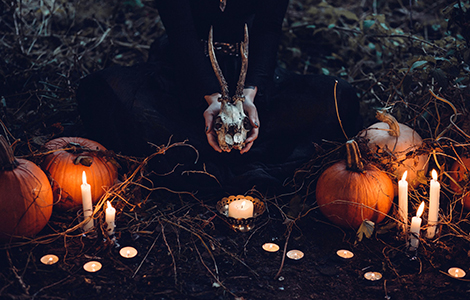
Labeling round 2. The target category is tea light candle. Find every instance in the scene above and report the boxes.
[228,199,254,219]
[286,250,304,260]
[120,246,138,258]
[83,261,102,272]
[398,171,408,233]
[105,201,116,236]
[448,267,466,278]
[262,243,280,253]
[409,202,425,251]
[40,254,59,265]
[336,249,354,259]
[81,171,94,232]
[427,169,440,239]
[364,271,382,281]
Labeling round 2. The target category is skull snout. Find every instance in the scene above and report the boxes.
[214,105,251,151]
[228,124,238,136]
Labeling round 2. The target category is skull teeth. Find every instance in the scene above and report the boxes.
[225,135,234,146]
[233,133,243,144]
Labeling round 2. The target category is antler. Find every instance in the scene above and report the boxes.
[234,24,249,100]
[208,26,229,101]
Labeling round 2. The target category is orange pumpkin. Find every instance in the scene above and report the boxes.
[0,136,53,242]
[316,140,394,229]
[449,157,470,210]
[41,137,118,211]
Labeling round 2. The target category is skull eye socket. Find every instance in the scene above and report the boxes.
[214,116,223,131]
[243,117,252,130]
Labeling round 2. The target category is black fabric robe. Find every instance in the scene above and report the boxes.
[76,0,362,194]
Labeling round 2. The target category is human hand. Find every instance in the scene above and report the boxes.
[203,87,259,154]
[240,86,259,154]
[203,93,223,152]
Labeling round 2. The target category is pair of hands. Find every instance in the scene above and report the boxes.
[203,87,259,154]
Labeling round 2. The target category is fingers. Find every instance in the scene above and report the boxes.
[204,97,260,154]
[245,126,259,143]
[240,140,254,154]
[243,100,259,127]
[203,110,213,133]
[240,125,258,154]
[206,130,223,152]
[203,104,223,152]
[239,100,259,154]
[206,123,222,153]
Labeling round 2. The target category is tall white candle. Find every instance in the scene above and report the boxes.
[409,202,425,251]
[81,171,94,231]
[398,171,409,233]
[228,200,254,219]
[427,169,440,239]
[105,201,116,236]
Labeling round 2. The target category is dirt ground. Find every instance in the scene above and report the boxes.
[1,0,470,299]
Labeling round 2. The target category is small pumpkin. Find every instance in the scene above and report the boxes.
[0,135,53,242]
[41,137,118,211]
[360,110,428,190]
[315,140,394,229]
[449,157,470,210]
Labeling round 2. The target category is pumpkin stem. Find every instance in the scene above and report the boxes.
[346,140,364,173]
[67,142,87,154]
[376,110,400,137]
[74,155,94,166]
[0,135,19,170]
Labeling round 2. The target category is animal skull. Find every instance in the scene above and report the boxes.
[213,96,252,151]
[208,25,252,151]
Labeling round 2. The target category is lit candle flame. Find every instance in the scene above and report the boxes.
[401,170,408,181]
[119,246,138,258]
[416,201,425,218]
[241,200,246,209]
[41,254,59,265]
[432,169,438,181]
[83,261,102,272]
[82,171,87,185]
[107,200,113,209]
[262,243,280,252]
[448,267,466,278]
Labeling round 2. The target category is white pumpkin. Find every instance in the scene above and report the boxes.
[360,110,428,191]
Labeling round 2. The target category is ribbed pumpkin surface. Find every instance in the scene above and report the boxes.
[0,158,53,242]
[41,137,118,211]
[449,157,470,210]
[316,161,394,229]
[316,140,394,230]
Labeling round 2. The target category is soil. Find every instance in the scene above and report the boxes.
[1,0,470,299]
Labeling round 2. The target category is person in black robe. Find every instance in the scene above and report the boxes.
[76,0,362,194]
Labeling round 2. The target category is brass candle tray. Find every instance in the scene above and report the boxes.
[216,195,266,232]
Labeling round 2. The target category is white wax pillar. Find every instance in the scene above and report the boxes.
[398,171,409,233]
[427,169,440,239]
[228,200,254,219]
[409,202,425,251]
[81,171,94,231]
[105,201,116,236]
